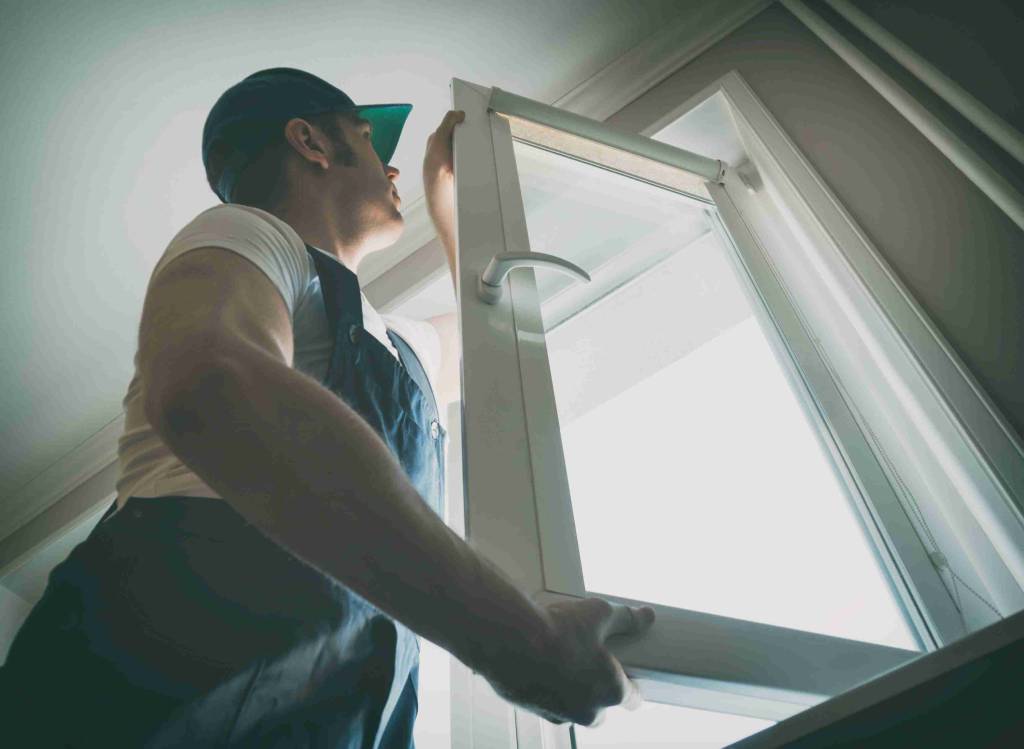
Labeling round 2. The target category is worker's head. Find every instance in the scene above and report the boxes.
[202,68,411,249]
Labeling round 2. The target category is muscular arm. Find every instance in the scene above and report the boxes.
[140,247,550,681]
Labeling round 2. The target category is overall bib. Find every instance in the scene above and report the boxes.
[0,244,447,748]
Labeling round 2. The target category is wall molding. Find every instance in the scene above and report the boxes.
[823,0,1024,166]
[1,413,122,546]
[781,0,1024,233]
[551,0,771,121]
[0,463,118,579]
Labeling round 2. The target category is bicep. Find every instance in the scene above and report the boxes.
[139,247,294,412]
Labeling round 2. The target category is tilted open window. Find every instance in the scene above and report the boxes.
[421,73,1024,748]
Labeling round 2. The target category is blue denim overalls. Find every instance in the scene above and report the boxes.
[0,244,447,748]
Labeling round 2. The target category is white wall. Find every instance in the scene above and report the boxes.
[609,3,1024,451]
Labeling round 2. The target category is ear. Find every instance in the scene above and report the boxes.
[283,117,330,170]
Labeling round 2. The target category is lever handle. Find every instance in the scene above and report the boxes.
[477,252,591,304]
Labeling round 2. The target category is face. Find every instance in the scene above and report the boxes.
[334,115,404,251]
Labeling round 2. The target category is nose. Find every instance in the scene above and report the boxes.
[385,165,400,181]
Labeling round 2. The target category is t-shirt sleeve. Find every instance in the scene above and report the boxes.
[150,204,309,318]
[382,314,443,392]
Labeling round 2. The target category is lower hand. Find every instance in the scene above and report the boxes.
[483,596,655,727]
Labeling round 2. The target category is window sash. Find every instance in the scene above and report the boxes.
[451,75,922,727]
[373,69,1024,748]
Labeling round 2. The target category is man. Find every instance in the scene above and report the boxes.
[1,67,653,747]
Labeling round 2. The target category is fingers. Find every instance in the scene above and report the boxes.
[424,110,465,180]
[593,600,651,716]
[609,651,644,712]
[621,676,644,711]
[600,602,655,640]
[434,109,465,139]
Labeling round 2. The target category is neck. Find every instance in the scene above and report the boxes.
[265,192,370,273]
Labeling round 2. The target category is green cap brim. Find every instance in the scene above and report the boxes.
[356,103,413,166]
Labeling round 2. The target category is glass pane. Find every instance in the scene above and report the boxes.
[573,702,772,748]
[514,141,918,650]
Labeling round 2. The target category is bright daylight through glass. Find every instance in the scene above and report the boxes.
[514,141,918,651]
[573,700,773,748]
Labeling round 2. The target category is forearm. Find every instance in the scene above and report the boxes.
[150,346,550,678]
[425,178,457,287]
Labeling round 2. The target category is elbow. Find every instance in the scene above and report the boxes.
[143,348,245,443]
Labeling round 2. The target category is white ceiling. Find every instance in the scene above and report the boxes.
[0,0,696,500]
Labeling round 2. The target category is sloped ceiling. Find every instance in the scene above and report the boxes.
[0,0,697,502]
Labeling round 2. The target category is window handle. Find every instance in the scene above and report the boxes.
[477,252,591,304]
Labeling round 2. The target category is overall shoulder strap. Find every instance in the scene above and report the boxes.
[387,329,440,420]
[304,244,363,341]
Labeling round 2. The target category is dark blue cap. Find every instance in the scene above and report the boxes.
[202,67,412,202]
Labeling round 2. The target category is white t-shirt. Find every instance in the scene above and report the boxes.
[115,204,442,507]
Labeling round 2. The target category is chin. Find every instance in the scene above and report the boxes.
[370,213,405,251]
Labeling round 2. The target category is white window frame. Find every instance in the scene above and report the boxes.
[702,74,1024,635]
[443,70,1024,747]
